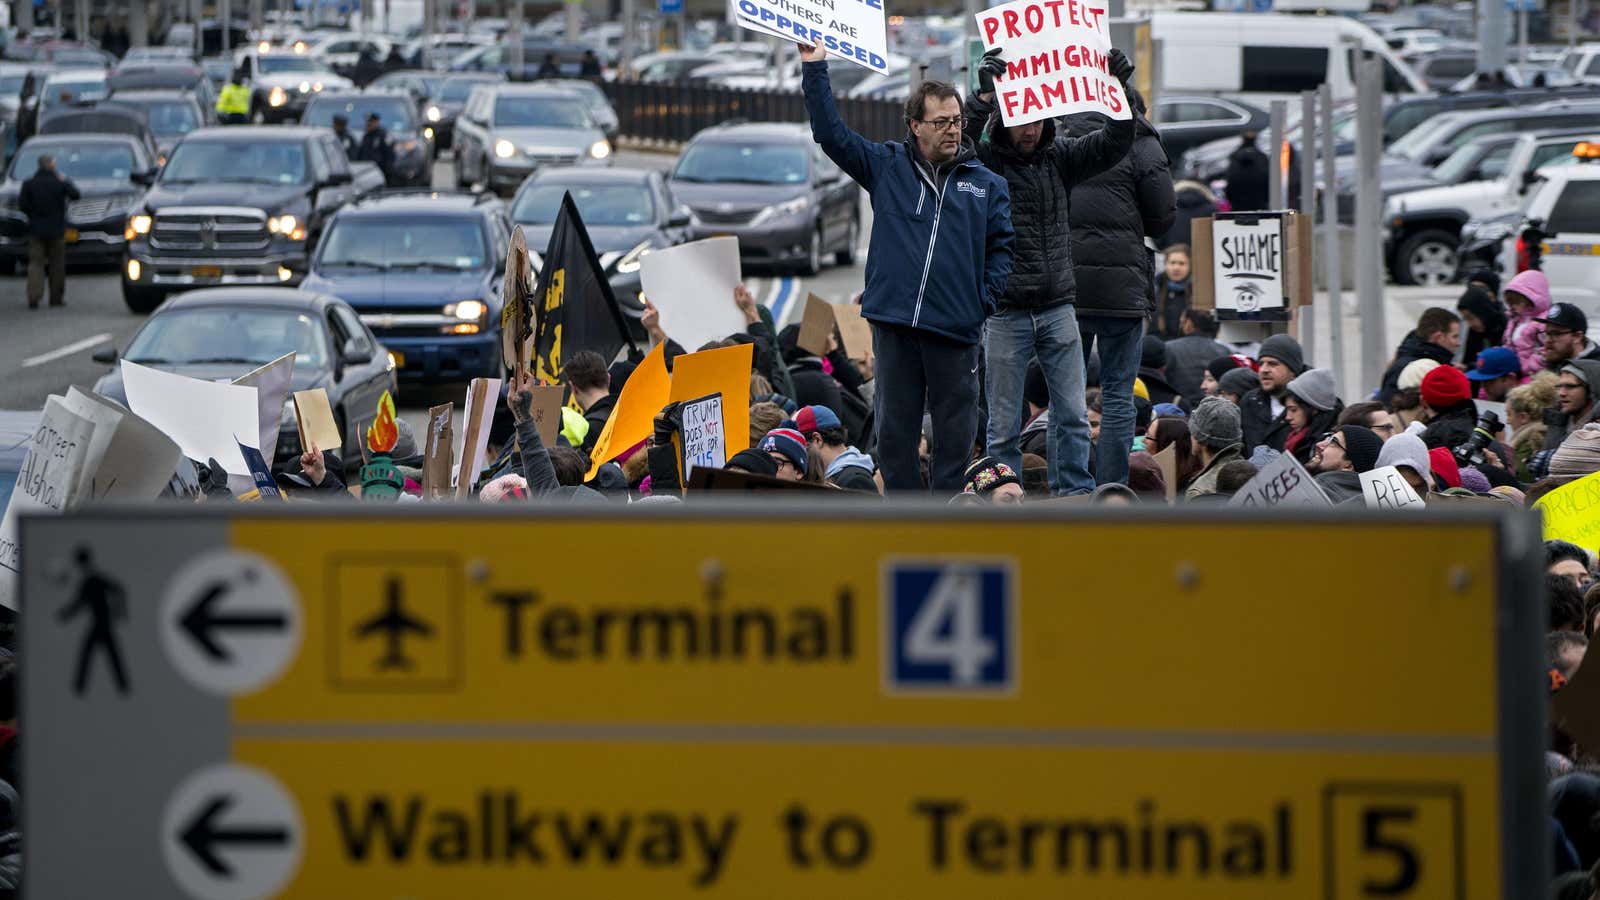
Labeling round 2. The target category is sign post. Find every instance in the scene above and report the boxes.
[22,508,1545,898]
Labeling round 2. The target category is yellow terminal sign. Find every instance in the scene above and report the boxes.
[22,508,1546,899]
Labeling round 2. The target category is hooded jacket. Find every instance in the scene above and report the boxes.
[963,94,1133,310]
[804,62,1014,345]
[1313,470,1364,504]
[1223,138,1270,212]
[824,447,879,493]
[1378,332,1456,406]
[1061,107,1176,319]
[1456,284,1507,365]
[1184,442,1243,499]
[1164,179,1216,248]
[1543,359,1600,451]
[1505,269,1552,381]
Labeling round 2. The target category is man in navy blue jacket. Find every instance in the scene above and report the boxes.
[800,43,1014,493]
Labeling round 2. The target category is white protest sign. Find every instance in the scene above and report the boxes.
[232,352,296,469]
[453,376,502,499]
[1361,465,1427,511]
[0,397,98,609]
[59,388,181,502]
[975,0,1128,127]
[679,393,727,478]
[1212,216,1285,313]
[732,0,888,73]
[1227,452,1330,508]
[640,238,747,352]
[121,360,261,476]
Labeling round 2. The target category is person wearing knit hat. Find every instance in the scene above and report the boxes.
[1397,358,1441,392]
[1545,360,1600,452]
[1184,396,1245,499]
[1152,402,1186,419]
[1549,423,1600,478]
[1417,365,1485,462]
[1310,424,1383,474]
[725,448,780,477]
[957,456,1024,504]
[758,423,809,481]
[1458,466,1492,494]
[1378,307,1461,405]
[478,473,529,503]
[795,404,880,494]
[1282,368,1343,465]
[1201,355,1242,397]
[1428,447,1462,490]
[1465,268,1500,297]
[1376,433,1433,495]
[1238,334,1304,455]
[1421,365,1471,411]
[1217,366,1259,403]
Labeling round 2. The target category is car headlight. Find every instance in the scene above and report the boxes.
[128,213,152,235]
[494,139,516,159]
[268,86,287,107]
[267,214,304,240]
[312,81,324,92]
[445,299,486,320]
[426,105,441,122]
[589,140,611,160]
[298,81,311,93]
[749,195,809,227]
[423,127,434,142]
[614,239,653,274]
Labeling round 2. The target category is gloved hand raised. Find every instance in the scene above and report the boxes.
[1108,48,1134,84]
[977,48,1006,95]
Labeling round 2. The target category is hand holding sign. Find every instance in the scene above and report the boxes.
[974,0,1132,126]
[797,42,826,63]
[977,47,1005,97]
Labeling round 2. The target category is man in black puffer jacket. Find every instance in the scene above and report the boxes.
[965,47,1135,496]
[1062,92,1175,485]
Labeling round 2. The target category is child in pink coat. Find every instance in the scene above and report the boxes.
[1504,269,1552,382]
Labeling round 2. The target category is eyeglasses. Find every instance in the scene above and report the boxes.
[1544,328,1576,340]
[916,117,963,132]
[769,454,795,471]
[1329,437,1346,453]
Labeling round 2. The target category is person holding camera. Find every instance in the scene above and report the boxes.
[1419,365,1520,487]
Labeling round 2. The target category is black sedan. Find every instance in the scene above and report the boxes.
[510,166,692,335]
[301,92,431,187]
[90,287,398,466]
[421,72,504,156]
[0,134,156,271]
[1153,95,1269,164]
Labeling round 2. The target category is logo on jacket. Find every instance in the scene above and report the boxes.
[955,181,987,199]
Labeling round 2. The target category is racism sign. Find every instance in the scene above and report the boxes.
[1211,215,1286,314]
[975,0,1129,127]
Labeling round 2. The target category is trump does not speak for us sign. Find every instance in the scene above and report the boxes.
[975,0,1129,127]
[734,0,889,73]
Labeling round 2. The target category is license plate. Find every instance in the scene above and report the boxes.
[191,265,222,279]
[63,228,77,243]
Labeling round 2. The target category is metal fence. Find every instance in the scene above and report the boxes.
[601,80,907,145]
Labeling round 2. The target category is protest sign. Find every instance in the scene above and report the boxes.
[798,294,836,357]
[238,440,281,500]
[1153,444,1177,501]
[291,389,344,456]
[453,377,502,499]
[1361,465,1426,511]
[528,384,566,448]
[678,393,726,479]
[974,0,1127,127]
[121,360,260,476]
[732,0,888,72]
[1554,655,1600,762]
[421,404,453,501]
[832,302,873,361]
[586,342,670,480]
[685,465,837,492]
[1211,215,1285,314]
[669,342,755,458]
[501,227,533,373]
[1228,453,1330,508]
[640,238,745,351]
[0,397,97,608]
[232,353,296,468]
[59,388,180,502]
[1536,469,1600,553]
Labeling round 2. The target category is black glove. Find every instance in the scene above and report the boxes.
[651,401,683,448]
[977,48,1005,94]
[198,458,233,500]
[1108,48,1134,84]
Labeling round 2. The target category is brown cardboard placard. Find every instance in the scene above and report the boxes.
[797,293,836,357]
[832,302,873,361]
[421,403,453,501]
[529,384,566,447]
[1153,443,1178,501]
[685,465,835,493]
[291,388,343,455]
[500,227,532,373]
[1554,655,1600,754]
[1190,216,1215,310]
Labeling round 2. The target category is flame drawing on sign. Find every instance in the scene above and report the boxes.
[366,391,398,454]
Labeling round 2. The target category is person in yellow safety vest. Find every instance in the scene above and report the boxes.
[217,69,251,125]
[559,406,589,449]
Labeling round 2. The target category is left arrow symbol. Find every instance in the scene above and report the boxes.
[179,581,289,662]
[178,795,291,878]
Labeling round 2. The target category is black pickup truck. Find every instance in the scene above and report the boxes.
[121,125,384,313]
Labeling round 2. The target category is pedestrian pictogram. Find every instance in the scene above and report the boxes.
[330,557,461,690]
[59,545,130,696]
[160,549,301,696]
[162,763,302,900]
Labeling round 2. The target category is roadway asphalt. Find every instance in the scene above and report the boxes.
[0,147,874,418]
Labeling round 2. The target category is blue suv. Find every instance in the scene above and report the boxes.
[301,190,512,381]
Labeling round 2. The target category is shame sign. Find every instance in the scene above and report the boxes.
[1212,217,1284,313]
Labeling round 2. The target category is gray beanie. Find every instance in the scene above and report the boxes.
[1258,334,1306,375]
[1217,367,1259,398]
[1189,396,1243,450]
[1286,367,1338,412]
[1376,433,1432,485]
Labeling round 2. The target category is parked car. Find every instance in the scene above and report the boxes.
[420,72,504,154]
[510,166,691,335]
[669,122,860,275]
[628,51,726,83]
[448,40,592,81]
[451,83,611,194]
[101,89,206,161]
[1407,49,1478,90]
[1447,65,1580,91]
[122,126,384,313]
[1558,43,1600,83]
[89,287,397,464]
[1153,95,1269,163]
[300,190,511,382]
[301,92,431,186]
[0,134,155,271]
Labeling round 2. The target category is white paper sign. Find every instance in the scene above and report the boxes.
[232,352,296,469]
[453,376,502,498]
[59,388,181,502]
[0,397,98,609]
[121,360,261,476]
[732,0,888,73]
[1227,452,1330,508]
[680,393,726,478]
[640,237,747,352]
[1212,216,1285,313]
[1361,465,1427,511]
[975,0,1129,126]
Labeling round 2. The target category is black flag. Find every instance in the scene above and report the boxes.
[531,193,639,383]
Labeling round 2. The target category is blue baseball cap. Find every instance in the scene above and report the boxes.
[1466,346,1520,381]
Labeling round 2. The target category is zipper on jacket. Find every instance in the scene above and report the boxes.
[915,182,926,215]
[912,161,956,328]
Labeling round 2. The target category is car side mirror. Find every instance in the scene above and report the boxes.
[667,205,692,228]
[321,170,354,188]
[91,347,117,364]
[131,169,154,185]
[1522,171,1545,195]
[340,338,371,366]
[1424,148,1450,167]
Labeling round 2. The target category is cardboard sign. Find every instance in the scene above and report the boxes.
[528,384,566,448]
[1554,655,1600,762]
[585,342,670,480]
[1228,452,1330,508]
[1153,444,1177,501]
[684,465,836,493]
[501,227,533,373]
[640,238,746,352]
[1536,469,1600,553]
[0,397,97,608]
[59,388,181,503]
[291,389,343,456]
[238,440,280,500]
[1212,216,1285,313]
[453,377,502,499]
[232,352,296,468]
[669,342,755,458]
[732,0,888,72]
[421,404,453,501]
[832,302,873,361]
[678,393,726,478]
[974,0,1128,127]
[121,360,260,476]
[797,294,836,357]
[1361,465,1426,511]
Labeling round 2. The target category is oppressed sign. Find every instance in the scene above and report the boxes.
[1537,469,1600,553]
[679,393,727,478]
[733,0,888,72]
[1228,453,1330,508]
[975,0,1128,126]
[1212,216,1285,313]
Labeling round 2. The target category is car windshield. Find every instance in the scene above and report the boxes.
[673,141,809,184]
[52,50,105,67]
[493,96,589,127]
[513,183,653,225]
[440,78,489,102]
[1431,140,1504,182]
[259,56,326,75]
[124,308,328,367]
[304,96,415,129]
[0,74,26,93]
[161,140,307,184]
[124,99,199,136]
[42,79,106,107]
[318,218,488,270]
[1388,113,1462,161]
[11,143,134,180]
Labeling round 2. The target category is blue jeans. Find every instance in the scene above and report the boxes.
[1079,315,1145,486]
[983,304,1093,495]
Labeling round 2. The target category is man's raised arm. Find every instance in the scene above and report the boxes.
[799,43,884,190]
